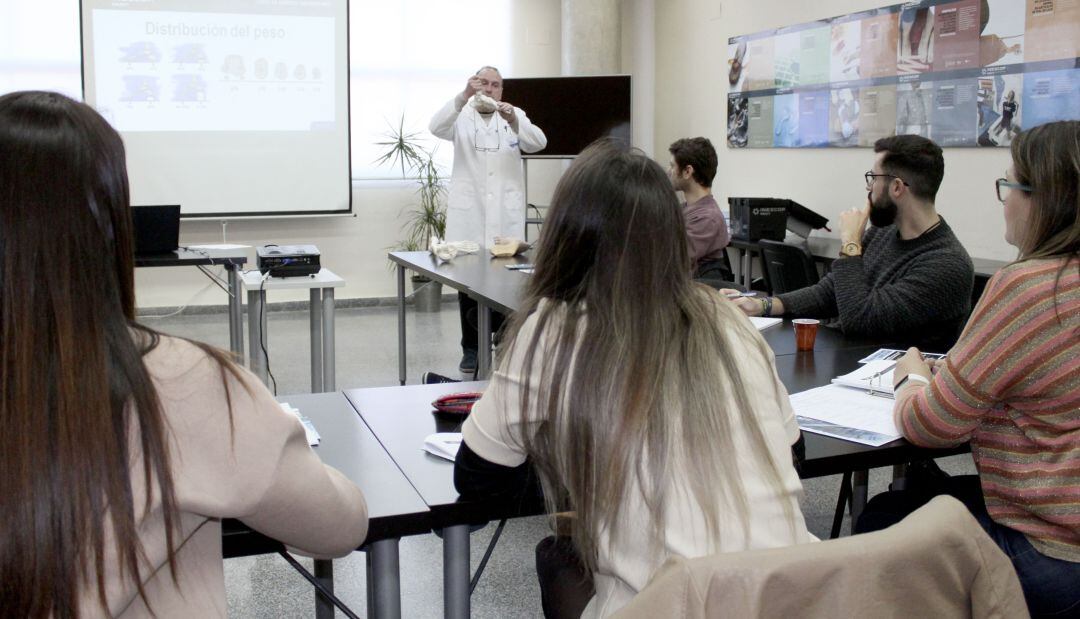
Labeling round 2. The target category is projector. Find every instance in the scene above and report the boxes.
[257,244,321,277]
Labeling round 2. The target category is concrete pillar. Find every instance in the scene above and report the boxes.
[561,0,620,75]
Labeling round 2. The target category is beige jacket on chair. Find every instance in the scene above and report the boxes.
[613,496,1028,619]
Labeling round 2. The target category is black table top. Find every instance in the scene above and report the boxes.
[342,338,970,529]
[344,381,538,527]
[135,247,247,268]
[223,392,430,558]
[389,251,531,304]
[761,318,892,356]
[772,347,969,477]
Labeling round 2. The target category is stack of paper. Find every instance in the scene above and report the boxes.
[831,360,897,397]
[789,385,901,446]
[280,403,321,446]
[749,316,783,331]
[423,433,463,461]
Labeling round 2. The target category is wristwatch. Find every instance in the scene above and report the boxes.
[840,242,862,257]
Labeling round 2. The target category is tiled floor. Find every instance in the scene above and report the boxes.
[143,300,976,617]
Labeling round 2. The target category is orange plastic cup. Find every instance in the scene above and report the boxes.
[793,319,820,351]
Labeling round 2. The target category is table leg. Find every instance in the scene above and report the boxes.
[366,539,402,619]
[314,559,334,619]
[741,250,752,288]
[397,265,406,386]
[477,303,492,379]
[310,289,323,393]
[227,266,244,359]
[247,289,269,385]
[443,525,471,619]
[850,469,869,527]
[323,287,335,392]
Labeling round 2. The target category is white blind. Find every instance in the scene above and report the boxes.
[0,0,512,181]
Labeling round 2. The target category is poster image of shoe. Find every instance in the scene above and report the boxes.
[119,42,162,66]
[979,0,1025,67]
[1024,0,1080,64]
[172,75,207,103]
[897,6,935,75]
[860,11,899,79]
[1021,69,1080,130]
[221,54,245,80]
[796,90,830,147]
[172,43,208,68]
[830,20,862,83]
[745,36,776,92]
[858,85,898,147]
[829,87,860,147]
[747,96,775,148]
[727,41,748,91]
[896,80,933,137]
[931,0,980,72]
[773,31,802,89]
[798,25,831,87]
[773,93,800,148]
[977,74,1022,147]
[930,78,978,147]
[727,95,749,148]
[120,76,160,103]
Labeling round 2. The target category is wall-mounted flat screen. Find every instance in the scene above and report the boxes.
[502,75,631,157]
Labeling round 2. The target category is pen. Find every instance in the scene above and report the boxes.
[724,291,756,298]
[505,263,534,270]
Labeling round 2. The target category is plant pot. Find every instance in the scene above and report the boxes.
[411,275,443,312]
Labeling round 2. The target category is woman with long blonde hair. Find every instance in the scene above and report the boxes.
[454,140,814,618]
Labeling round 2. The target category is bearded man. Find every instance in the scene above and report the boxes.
[730,135,973,350]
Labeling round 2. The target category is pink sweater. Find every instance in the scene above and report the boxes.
[894,257,1080,562]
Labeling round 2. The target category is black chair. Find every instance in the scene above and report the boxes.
[758,240,820,295]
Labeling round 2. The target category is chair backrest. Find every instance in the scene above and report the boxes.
[758,240,819,295]
[612,496,1029,619]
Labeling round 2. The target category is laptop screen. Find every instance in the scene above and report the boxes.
[131,205,181,255]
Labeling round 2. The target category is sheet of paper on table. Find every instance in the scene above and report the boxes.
[423,432,463,461]
[790,384,901,446]
[280,402,321,446]
[749,316,783,331]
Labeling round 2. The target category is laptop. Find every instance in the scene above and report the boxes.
[132,205,181,255]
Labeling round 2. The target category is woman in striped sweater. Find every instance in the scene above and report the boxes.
[857,121,1079,618]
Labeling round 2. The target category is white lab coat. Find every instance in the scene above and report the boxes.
[429,93,547,248]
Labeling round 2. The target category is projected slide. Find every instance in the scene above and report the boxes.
[82,0,351,217]
[92,10,334,132]
[727,0,1080,149]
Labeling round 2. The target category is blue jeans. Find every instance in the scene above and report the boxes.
[981,518,1080,618]
[857,474,1080,617]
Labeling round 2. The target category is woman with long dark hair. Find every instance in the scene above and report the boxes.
[0,91,368,618]
[858,121,1080,617]
[454,140,814,617]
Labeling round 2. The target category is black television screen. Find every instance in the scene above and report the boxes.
[502,75,631,157]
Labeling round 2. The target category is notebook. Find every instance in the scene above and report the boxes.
[132,204,181,255]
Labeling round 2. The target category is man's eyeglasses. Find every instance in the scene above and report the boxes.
[995,178,1032,203]
[865,172,909,190]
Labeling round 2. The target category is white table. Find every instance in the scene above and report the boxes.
[241,269,345,393]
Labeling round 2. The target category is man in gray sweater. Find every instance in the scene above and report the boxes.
[731,135,973,351]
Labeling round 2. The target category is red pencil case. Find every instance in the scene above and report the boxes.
[432,392,484,416]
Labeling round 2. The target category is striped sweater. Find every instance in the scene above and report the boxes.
[895,257,1080,562]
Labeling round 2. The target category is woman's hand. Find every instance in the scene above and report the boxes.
[895,347,932,387]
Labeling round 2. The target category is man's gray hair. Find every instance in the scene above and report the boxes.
[475,65,502,77]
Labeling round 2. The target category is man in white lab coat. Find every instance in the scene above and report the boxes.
[430,66,547,373]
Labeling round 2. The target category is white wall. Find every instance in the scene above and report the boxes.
[136,0,563,309]
[651,0,1017,264]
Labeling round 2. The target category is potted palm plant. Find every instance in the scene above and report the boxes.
[376,115,447,312]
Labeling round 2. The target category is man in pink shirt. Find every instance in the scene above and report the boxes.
[668,137,732,280]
